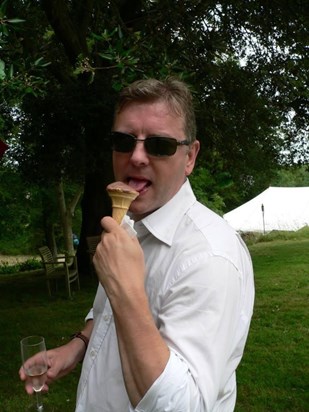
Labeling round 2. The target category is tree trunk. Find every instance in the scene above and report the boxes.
[56,178,83,259]
[41,191,58,258]
[45,222,57,259]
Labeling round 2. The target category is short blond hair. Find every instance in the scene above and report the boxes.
[115,78,197,143]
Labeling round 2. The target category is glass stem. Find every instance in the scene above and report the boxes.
[35,390,43,411]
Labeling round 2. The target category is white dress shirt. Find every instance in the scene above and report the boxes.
[75,179,255,412]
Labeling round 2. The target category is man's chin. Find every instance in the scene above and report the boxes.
[130,206,157,222]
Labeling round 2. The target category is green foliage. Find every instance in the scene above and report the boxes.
[74,27,143,88]
[0,167,82,254]
[0,167,43,253]
[0,258,41,275]
[74,25,192,90]
[241,225,309,246]
[0,1,49,101]
[18,257,41,271]
[190,165,231,214]
[271,165,309,187]
[0,0,308,253]
[0,262,17,274]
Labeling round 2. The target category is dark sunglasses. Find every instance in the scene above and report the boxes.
[111,131,190,157]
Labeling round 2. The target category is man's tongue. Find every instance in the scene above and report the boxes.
[128,178,149,193]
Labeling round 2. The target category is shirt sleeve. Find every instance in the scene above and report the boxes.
[130,349,204,412]
[131,255,249,412]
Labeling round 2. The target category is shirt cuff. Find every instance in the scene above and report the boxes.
[130,348,200,412]
[85,308,94,322]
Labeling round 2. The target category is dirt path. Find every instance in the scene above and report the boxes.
[0,255,37,265]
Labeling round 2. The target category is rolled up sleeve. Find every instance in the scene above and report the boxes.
[130,348,203,412]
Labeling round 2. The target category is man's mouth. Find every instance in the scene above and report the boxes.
[127,178,151,194]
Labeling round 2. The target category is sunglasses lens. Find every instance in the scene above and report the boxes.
[145,137,177,156]
[111,132,179,156]
[111,132,135,153]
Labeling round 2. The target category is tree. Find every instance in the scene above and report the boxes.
[56,179,83,257]
[1,0,308,272]
[0,166,43,254]
[271,164,309,187]
[0,0,49,112]
[0,162,83,255]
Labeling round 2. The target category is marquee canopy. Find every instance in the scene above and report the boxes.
[223,187,309,232]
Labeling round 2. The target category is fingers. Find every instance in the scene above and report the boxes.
[46,365,61,381]
[19,367,33,395]
[19,367,49,394]
[101,216,119,232]
[19,366,26,381]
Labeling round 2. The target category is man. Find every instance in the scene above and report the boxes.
[20,78,254,411]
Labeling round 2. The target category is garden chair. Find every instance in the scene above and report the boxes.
[38,246,80,298]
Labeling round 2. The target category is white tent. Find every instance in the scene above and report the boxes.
[223,186,309,232]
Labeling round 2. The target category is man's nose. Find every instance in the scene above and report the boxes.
[129,139,149,164]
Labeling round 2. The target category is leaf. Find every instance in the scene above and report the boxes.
[0,0,8,15]
[91,32,105,41]
[34,57,44,66]
[0,59,5,80]
[33,57,51,68]
[98,53,114,61]
[9,63,13,78]
[117,25,123,39]
[6,18,25,24]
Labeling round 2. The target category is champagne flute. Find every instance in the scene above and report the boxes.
[21,336,48,411]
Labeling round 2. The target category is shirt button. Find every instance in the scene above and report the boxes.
[103,314,109,321]
[90,349,96,359]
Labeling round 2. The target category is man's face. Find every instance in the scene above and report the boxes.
[112,100,200,220]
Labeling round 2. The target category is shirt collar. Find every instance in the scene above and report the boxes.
[134,179,196,246]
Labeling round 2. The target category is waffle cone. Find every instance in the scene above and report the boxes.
[107,183,139,224]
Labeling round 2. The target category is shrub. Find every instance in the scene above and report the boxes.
[0,258,41,275]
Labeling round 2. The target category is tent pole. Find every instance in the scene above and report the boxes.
[261,204,265,234]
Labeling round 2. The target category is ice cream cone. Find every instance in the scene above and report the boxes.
[107,182,139,224]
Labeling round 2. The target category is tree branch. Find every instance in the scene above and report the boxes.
[40,0,90,64]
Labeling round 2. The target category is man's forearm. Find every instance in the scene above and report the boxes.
[112,294,169,408]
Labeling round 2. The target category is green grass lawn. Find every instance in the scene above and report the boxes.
[237,238,309,411]
[0,275,97,412]
[0,236,308,411]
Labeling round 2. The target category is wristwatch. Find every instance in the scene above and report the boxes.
[70,331,89,348]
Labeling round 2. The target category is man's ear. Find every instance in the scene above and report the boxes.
[185,140,200,176]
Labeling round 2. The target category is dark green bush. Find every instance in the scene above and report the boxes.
[0,258,41,274]
[0,262,18,274]
[18,258,42,271]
